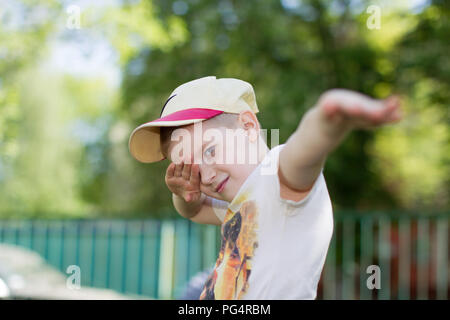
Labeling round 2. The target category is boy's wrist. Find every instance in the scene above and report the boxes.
[173,192,205,204]
[312,105,354,138]
[172,192,206,219]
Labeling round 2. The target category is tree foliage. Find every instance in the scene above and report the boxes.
[0,0,448,218]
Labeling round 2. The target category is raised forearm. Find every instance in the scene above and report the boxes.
[172,192,206,219]
[279,90,401,192]
[285,106,353,168]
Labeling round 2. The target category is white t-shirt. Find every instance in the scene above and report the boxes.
[200,144,334,300]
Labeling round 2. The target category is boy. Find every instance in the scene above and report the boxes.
[129,76,402,299]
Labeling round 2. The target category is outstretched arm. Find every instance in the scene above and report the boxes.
[279,89,402,192]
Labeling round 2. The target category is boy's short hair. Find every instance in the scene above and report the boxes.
[160,113,241,159]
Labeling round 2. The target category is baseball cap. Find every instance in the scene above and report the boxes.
[128,76,259,163]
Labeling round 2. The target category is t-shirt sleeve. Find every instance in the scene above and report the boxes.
[277,169,325,208]
[211,198,229,223]
[269,144,327,209]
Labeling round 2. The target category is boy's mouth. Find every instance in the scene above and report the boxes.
[215,177,229,193]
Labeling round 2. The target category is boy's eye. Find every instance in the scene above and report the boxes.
[204,146,215,158]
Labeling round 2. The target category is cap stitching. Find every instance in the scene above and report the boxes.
[160,94,177,117]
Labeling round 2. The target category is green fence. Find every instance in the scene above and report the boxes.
[0,211,448,299]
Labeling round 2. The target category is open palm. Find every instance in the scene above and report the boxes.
[319,89,403,129]
[165,162,202,202]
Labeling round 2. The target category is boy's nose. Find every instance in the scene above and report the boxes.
[199,165,216,186]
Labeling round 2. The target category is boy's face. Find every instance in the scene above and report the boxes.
[166,111,264,203]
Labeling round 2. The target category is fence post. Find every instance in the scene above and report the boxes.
[158,220,175,299]
[417,218,429,299]
[398,218,410,300]
[121,221,129,293]
[203,225,218,269]
[137,221,145,296]
[360,216,373,300]
[377,215,391,300]
[323,225,337,300]
[436,218,448,300]
[342,217,355,299]
[90,222,97,287]
[174,219,189,298]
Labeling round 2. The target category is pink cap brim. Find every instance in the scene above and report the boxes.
[129,108,225,163]
[151,108,224,123]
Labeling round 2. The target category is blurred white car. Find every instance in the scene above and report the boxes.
[0,244,138,300]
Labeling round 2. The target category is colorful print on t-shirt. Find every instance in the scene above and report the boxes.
[200,199,259,300]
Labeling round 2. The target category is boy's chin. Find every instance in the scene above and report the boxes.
[211,192,232,203]
[222,193,235,203]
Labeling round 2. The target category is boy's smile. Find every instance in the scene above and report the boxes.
[215,176,229,193]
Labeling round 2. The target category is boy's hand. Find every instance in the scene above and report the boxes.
[278,89,402,192]
[165,161,202,203]
[317,89,403,130]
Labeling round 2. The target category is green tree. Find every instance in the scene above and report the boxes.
[116,0,449,214]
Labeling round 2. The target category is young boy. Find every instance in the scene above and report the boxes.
[128,76,402,300]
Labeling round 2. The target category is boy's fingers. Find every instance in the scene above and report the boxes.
[387,108,403,123]
[384,96,403,122]
[349,99,389,121]
[321,90,403,127]
[385,95,401,108]
[182,163,191,180]
[190,164,200,185]
[321,101,339,117]
[381,103,399,121]
[166,163,175,178]
[174,162,184,177]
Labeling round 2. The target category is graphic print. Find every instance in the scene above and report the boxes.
[200,200,259,300]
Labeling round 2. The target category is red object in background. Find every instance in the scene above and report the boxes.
[316,218,448,300]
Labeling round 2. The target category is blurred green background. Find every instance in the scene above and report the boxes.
[0,0,448,300]
[1,0,449,218]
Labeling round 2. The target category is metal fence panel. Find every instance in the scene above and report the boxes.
[0,212,448,299]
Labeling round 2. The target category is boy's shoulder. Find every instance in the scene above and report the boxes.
[269,144,313,203]
[243,144,315,203]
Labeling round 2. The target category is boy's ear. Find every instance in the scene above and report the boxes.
[238,110,260,142]
[238,110,258,129]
